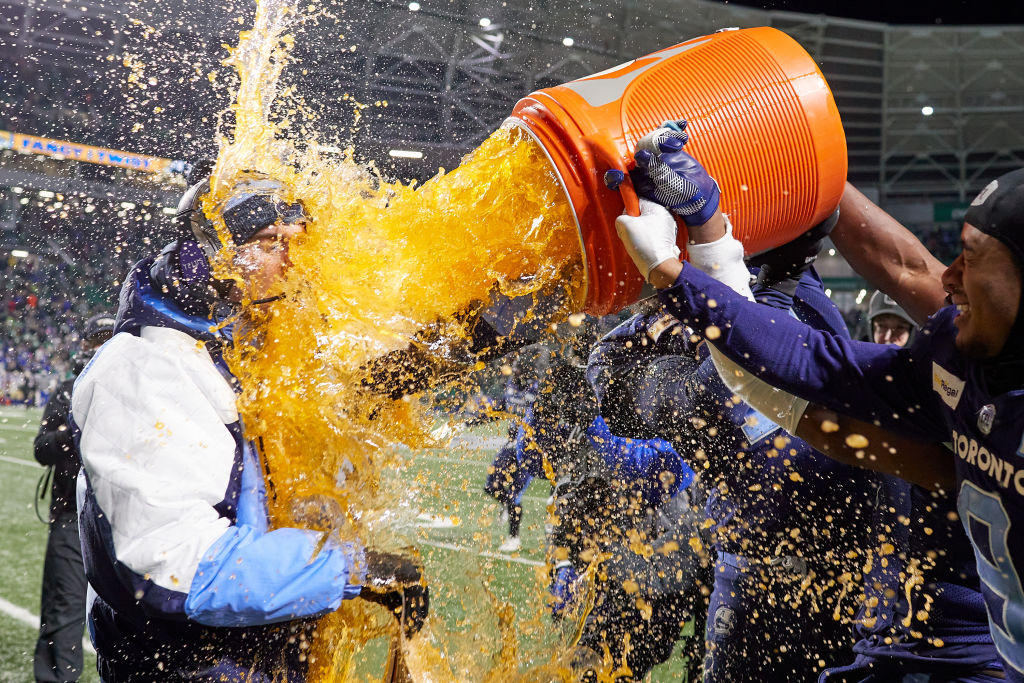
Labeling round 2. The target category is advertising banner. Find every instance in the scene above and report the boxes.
[0,129,187,174]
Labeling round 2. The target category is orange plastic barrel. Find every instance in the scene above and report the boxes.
[505,26,848,315]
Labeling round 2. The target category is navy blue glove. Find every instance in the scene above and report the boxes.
[630,120,720,227]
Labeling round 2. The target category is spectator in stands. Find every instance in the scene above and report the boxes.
[867,290,916,346]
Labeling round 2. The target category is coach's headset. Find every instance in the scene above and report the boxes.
[150,167,309,316]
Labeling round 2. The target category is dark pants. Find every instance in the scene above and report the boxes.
[484,442,532,537]
[34,514,87,683]
[704,554,855,683]
[821,654,1006,683]
[578,583,696,680]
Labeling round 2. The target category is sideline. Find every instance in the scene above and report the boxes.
[0,595,95,654]
[0,454,38,468]
[418,539,545,567]
[0,422,34,433]
[449,435,508,450]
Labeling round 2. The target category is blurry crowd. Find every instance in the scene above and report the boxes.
[0,253,117,406]
[0,213,959,407]
[0,197,168,405]
[916,225,960,263]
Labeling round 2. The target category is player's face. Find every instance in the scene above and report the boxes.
[871,314,912,347]
[942,223,1021,358]
[231,221,307,303]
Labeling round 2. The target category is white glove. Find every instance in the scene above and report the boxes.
[614,198,681,281]
[684,216,754,302]
[709,346,808,436]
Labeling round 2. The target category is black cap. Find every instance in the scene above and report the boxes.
[964,168,1024,268]
[867,291,915,328]
[83,313,116,343]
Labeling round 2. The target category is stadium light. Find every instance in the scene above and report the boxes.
[855,289,867,305]
[479,17,491,27]
[121,201,136,210]
[562,37,574,47]
[11,186,22,193]
[408,1,420,10]
[389,149,424,159]
[38,190,55,199]
[11,249,29,258]
[162,207,177,215]
[921,105,934,116]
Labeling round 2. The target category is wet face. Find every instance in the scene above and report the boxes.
[871,314,912,347]
[941,223,1022,358]
[230,221,306,304]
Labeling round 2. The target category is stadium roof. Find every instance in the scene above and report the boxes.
[726,0,1024,25]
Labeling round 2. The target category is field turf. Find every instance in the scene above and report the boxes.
[0,406,690,681]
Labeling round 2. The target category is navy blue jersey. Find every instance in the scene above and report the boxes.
[844,476,999,676]
[661,263,1024,680]
[500,375,538,420]
[588,277,876,562]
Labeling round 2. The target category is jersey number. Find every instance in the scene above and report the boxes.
[959,480,1024,673]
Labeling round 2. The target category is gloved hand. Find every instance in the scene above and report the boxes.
[630,120,720,227]
[360,550,430,637]
[289,494,344,531]
[614,198,680,280]
[550,563,581,620]
[747,209,840,299]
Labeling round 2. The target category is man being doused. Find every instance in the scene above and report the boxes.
[71,170,428,681]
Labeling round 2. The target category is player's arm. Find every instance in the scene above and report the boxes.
[797,406,955,491]
[659,260,949,440]
[617,124,946,441]
[832,182,948,324]
[711,346,954,489]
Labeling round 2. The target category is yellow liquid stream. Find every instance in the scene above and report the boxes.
[149,1,908,678]
[202,1,591,679]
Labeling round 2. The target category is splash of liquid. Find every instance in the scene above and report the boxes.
[206,0,588,679]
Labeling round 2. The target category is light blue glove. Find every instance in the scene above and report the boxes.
[632,120,721,227]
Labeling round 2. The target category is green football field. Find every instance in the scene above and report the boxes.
[0,406,690,681]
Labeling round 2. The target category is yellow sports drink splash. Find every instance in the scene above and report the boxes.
[195,1,869,680]
[205,0,588,680]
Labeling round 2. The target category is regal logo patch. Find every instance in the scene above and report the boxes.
[932,362,965,410]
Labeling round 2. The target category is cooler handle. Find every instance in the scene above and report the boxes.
[586,133,641,218]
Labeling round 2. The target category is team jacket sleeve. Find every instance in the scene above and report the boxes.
[73,332,364,627]
[657,264,948,441]
[184,525,364,627]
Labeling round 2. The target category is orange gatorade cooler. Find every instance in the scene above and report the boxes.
[505,26,848,315]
